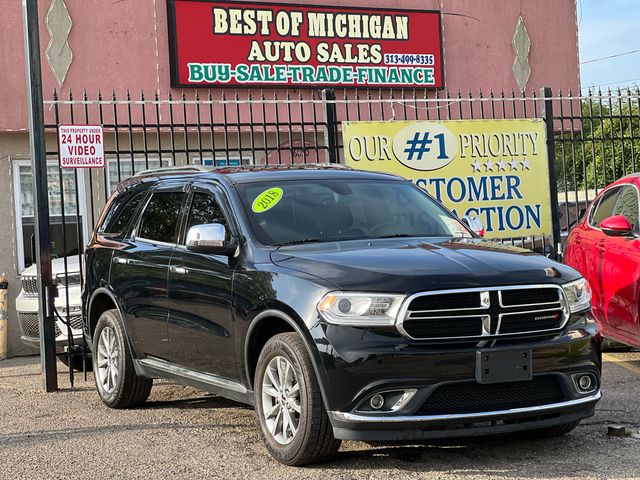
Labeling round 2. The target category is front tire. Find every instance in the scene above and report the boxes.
[254,332,340,466]
[93,309,152,408]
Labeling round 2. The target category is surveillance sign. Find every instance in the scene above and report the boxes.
[58,125,105,168]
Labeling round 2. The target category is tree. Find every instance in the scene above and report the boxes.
[554,91,640,192]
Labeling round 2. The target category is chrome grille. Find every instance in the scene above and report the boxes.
[18,313,40,339]
[21,276,39,296]
[398,286,567,341]
[69,315,83,330]
[18,313,63,339]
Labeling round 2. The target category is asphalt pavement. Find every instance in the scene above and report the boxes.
[1,352,639,480]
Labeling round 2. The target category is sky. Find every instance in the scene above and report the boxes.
[578,0,640,93]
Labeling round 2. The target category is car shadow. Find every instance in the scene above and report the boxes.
[0,421,253,449]
[144,393,252,411]
[312,430,627,478]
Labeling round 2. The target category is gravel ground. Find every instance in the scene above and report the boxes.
[1,352,639,480]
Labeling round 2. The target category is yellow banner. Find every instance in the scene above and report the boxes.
[343,119,552,238]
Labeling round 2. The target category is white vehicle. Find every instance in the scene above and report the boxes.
[15,256,86,367]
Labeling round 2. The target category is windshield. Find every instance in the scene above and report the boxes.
[236,179,471,246]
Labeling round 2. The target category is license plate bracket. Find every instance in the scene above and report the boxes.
[476,349,532,384]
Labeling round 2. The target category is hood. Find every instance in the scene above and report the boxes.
[270,238,580,293]
[20,256,81,277]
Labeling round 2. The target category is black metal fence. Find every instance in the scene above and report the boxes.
[36,86,640,376]
[43,87,640,247]
[553,89,640,240]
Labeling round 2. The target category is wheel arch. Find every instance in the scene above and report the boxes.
[244,309,334,419]
[87,287,127,342]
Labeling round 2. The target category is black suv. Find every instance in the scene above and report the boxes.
[83,165,601,465]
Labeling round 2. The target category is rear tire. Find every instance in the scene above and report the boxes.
[254,332,341,466]
[523,420,581,439]
[93,309,152,408]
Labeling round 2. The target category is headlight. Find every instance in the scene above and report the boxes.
[562,278,592,313]
[317,292,406,326]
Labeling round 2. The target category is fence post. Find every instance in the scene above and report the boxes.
[542,87,562,261]
[22,0,58,391]
[321,89,339,164]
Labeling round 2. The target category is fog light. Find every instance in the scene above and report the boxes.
[578,375,593,391]
[370,394,385,410]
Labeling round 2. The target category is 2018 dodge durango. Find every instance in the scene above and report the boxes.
[83,165,601,465]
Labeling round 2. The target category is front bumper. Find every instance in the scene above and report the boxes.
[330,392,600,441]
[310,312,602,441]
[15,287,83,353]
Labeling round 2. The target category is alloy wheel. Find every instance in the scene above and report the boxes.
[96,326,119,394]
[261,356,301,445]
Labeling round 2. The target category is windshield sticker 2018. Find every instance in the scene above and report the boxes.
[252,187,283,213]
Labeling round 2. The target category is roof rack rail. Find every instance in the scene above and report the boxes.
[133,162,351,177]
[208,163,352,172]
[133,165,211,177]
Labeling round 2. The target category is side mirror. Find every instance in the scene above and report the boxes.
[600,215,633,237]
[186,223,236,255]
[461,215,485,237]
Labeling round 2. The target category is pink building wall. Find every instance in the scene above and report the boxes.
[0,0,580,132]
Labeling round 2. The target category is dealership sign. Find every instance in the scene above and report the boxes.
[58,125,105,168]
[167,0,443,88]
[343,119,552,238]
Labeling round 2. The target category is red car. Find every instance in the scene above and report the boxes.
[564,175,640,348]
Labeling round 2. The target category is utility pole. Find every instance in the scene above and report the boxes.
[22,0,58,391]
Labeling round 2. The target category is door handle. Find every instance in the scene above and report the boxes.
[113,257,130,265]
[170,266,188,275]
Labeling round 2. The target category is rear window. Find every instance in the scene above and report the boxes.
[98,186,149,237]
[137,191,184,244]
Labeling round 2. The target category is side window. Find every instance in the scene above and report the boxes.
[590,188,620,228]
[613,186,639,229]
[98,187,148,237]
[185,192,230,241]
[137,191,184,244]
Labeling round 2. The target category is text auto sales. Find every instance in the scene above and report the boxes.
[349,132,543,233]
[187,8,435,86]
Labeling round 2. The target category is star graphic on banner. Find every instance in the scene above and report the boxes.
[521,158,531,170]
[471,160,482,172]
[509,159,520,171]
[484,159,495,172]
[497,159,507,171]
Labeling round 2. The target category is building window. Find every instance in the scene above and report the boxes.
[192,155,251,167]
[13,160,88,272]
[106,157,162,194]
